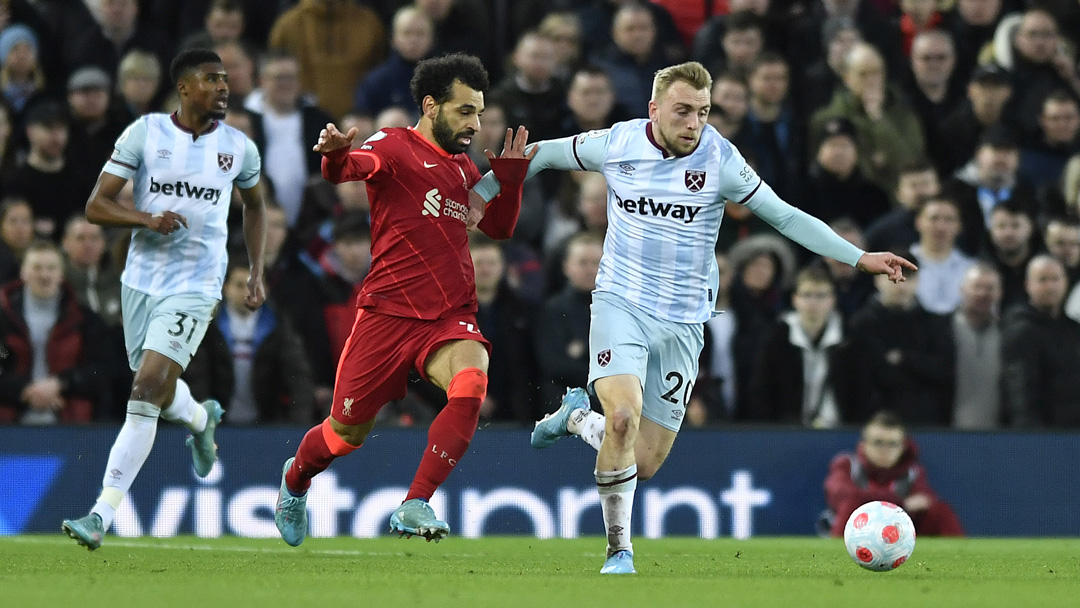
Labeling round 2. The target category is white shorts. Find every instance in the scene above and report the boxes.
[588,291,705,432]
[121,285,218,371]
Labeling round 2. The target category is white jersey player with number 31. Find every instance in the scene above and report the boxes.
[473,61,916,575]
[62,49,269,552]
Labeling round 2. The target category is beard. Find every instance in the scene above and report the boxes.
[433,108,474,154]
[658,127,698,158]
[209,107,227,119]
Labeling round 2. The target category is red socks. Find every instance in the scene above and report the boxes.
[286,368,487,500]
[285,418,358,495]
[405,368,486,501]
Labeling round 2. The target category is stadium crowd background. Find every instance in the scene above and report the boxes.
[0,0,1077,431]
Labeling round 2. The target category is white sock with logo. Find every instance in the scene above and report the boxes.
[159,379,207,432]
[596,464,637,556]
[567,409,606,452]
[91,401,160,531]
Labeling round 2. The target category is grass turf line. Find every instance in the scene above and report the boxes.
[1,536,1078,608]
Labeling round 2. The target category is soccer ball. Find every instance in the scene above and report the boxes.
[843,501,916,571]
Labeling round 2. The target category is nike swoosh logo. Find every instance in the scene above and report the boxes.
[423,162,438,168]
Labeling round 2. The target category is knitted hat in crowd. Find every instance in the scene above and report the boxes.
[67,66,112,92]
[0,24,38,66]
[969,63,1011,88]
[818,117,858,145]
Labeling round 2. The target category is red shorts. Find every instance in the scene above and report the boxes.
[330,308,491,424]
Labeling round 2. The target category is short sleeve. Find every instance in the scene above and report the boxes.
[236,137,261,189]
[103,117,148,179]
[715,139,762,205]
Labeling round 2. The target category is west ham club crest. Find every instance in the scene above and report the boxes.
[685,170,706,192]
[218,153,234,172]
[597,349,611,367]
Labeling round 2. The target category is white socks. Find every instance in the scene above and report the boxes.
[92,401,160,531]
[159,379,206,433]
[568,409,606,452]
[595,464,637,556]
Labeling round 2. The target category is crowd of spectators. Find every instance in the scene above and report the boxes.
[0,0,1078,430]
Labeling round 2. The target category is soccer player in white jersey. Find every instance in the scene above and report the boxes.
[62,49,268,550]
[473,61,915,574]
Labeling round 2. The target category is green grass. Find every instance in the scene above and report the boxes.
[1,535,1078,607]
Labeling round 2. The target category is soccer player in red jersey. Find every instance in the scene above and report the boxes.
[274,53,535,546]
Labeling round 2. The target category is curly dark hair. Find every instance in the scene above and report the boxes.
[170,49,223,85]
[410,53,490,108]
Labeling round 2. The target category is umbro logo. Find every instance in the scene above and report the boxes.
[157,149,171,159]
[618,163,635,176]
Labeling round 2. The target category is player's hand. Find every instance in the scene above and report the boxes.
[146,210,188,235]
[856,252,917,283]
[313,123,358,155]
[484,126,538,161]
[245,273,266,310]
[467,190,486,231]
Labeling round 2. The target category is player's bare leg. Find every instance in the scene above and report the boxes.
[64,351,219,549]
[385,340,489,541]
[559,403,677,480]
[593,374,643,574]
[633,418,677,481]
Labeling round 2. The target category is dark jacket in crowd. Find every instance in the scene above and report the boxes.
[944,170,1040,257]
[746,313,855,424]
[1001,304,1080,427]
[0,281,109,423]
[797,163,893,230]
[476,280,539,423]
[845,298,956,424]
[535,285,592,409]
[185,303,317,424]
[352,51,421,118]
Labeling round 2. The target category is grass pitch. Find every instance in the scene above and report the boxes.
[1,535,1077,607]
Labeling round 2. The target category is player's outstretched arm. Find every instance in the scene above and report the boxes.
[314,123,380,185]
[471,130,609,205]
[238,183,268,310]
[86,172,187,234]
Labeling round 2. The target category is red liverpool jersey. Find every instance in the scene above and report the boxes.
[323,127,484,320]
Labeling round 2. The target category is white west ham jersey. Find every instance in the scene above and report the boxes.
[581,120,760,322]
[104,113,261,298]
[473,119,864,324]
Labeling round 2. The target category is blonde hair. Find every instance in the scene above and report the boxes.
[651,61,712,103]
[118,50,162,84]
[538,11,581,40]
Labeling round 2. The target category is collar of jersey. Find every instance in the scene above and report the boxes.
[171,112,219,141]
[645,122,702,160]
[407,126,453,158]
